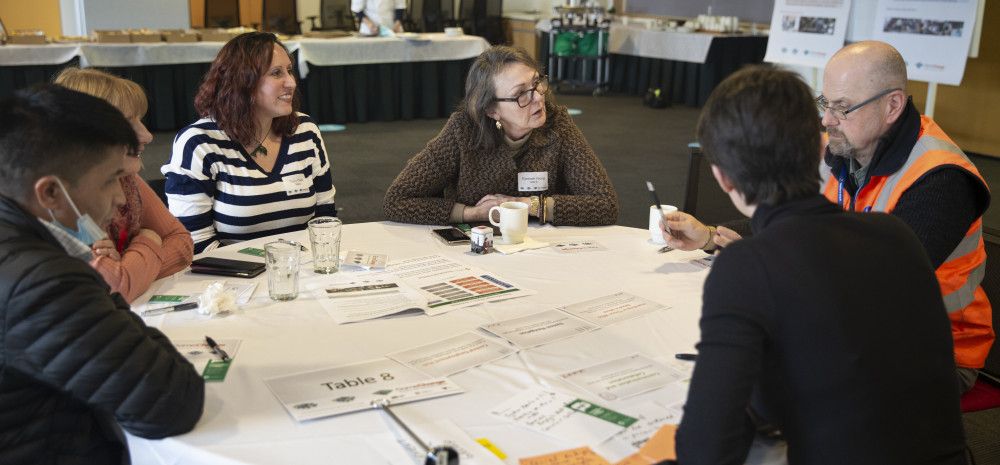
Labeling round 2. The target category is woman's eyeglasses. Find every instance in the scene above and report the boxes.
[494,75,549,108]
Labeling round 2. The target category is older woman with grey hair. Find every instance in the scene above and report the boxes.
[383,46,618,226]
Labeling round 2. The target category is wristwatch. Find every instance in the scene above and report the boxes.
[529,195,541,217]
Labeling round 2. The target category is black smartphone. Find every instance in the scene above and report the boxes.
[432,227,470,245]
[190,257,266,278]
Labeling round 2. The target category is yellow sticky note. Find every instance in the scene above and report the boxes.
[519,446,611,465]
[637,424,678,462]
[476,437,507,460]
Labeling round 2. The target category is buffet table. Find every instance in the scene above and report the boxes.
[124,221,786,465]
[0,34,489,130]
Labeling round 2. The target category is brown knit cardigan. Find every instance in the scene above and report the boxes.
[383,102,619,226]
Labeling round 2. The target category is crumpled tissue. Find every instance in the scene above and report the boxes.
[197,281,236,317]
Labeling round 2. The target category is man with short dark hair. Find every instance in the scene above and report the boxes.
[663,41,992,393]
[0,85,204,464]
[674,66,965,465]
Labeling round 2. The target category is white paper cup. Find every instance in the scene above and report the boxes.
[649,205,678,244]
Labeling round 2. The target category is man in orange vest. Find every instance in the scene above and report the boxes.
[662,41,992,393]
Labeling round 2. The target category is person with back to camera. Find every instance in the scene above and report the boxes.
[662,41,992,394]
[163,32,336,253]
[352,0,406,36]
[54,67,194,302]
[671,65,965,465]
[384,45,619,227]
[0,84,204,465]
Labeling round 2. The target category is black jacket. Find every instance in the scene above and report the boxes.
[0,196,204,464]
[676,195,965,465]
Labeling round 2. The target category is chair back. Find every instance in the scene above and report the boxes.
[263,0,301,35]
[146,178,169,207]
[320,0,354,30]
[205,0,241,28]
[980,228,1000,384]
[681,143,743,225]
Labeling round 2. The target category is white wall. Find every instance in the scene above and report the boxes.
[81,0,188,33]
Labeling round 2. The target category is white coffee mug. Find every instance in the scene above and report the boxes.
[489,201,529,245]
[649,204,678,244]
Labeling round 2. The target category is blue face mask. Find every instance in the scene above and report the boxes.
[47,178,108,247]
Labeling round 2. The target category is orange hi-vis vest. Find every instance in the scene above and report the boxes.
[822,116,994,368]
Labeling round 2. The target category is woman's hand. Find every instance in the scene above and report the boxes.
[464,194,512,222]
[92,239,121,261]
[660,211,712,251]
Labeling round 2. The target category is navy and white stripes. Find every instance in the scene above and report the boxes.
[162,113,335,253]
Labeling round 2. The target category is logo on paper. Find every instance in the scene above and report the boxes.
[294,402,318,409]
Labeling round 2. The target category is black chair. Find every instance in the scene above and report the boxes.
[410,0,453,32]
[457,0,503,44]
[681,142,743,226]
[978,228,1000,384]
[263,0,302,35]
[312,0,355,31]
[146,178,169,207]
[961,228,1000,465]
[205,0,241,28]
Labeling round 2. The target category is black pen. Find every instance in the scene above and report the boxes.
[205,336,231,362]
[675,353,698,361]
[140,301,198,317]
[646,180,673,235]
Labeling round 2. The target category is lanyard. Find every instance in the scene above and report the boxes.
[838,166,872,213]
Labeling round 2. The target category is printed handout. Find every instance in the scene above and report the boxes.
[559,292,668,326]
[389,255,534,314]
[314,272,426,324]
[560,354,683,401]
[480,309,598,349]
[387,332,516,378]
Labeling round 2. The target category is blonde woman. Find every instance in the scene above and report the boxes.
[54,68,194,302]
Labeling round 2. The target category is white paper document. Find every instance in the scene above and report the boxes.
[559,292,668,326]
[560,354,683,401]
[480,309,597,349]
[490,389,626,445]
[373,419,506,465]
[388,255,534,314]
[314,272,427,324]
[598,402,684,462]
[264,358,463,421]
[387,332,515,378]
[340,250,388,271]
[173,338,242,372]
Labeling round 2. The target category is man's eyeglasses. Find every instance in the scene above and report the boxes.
[494,75,549,108]
[815,87,901,120]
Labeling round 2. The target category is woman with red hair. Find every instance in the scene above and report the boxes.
[162,32,336,252]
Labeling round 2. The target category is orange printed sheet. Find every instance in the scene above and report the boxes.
[519,446,611,465]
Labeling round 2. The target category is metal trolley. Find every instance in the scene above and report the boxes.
[547,5,610,96]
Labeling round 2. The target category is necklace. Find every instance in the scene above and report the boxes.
[250,125,272,158]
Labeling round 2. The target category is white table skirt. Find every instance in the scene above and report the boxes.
[0,34,489,79]
[124,221,786,465]
[608,24,744,64]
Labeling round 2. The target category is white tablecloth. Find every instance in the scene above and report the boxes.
[0,34,489,79]
[125,222,786,465]
[608,24,742,64]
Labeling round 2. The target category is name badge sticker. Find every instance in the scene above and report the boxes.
[518,171,549,192]
[282,174,312,196]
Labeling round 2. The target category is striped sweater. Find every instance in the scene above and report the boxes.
[162,113,336,253]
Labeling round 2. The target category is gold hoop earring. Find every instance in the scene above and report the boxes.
[495,120,502,131]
